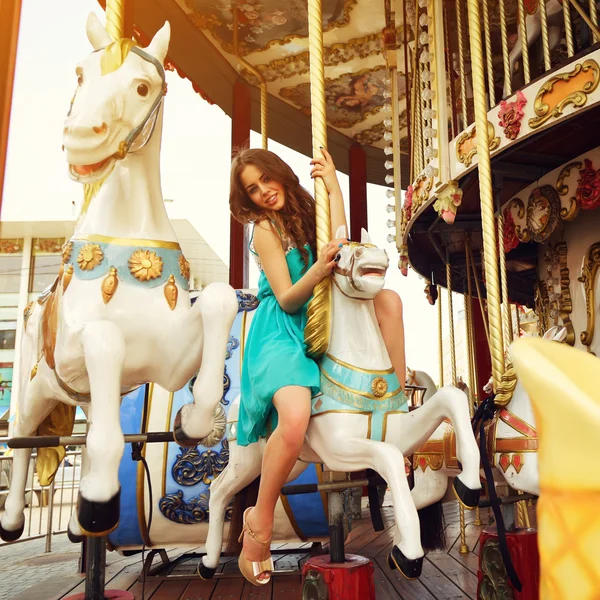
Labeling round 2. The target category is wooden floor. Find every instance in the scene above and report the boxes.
[53,501,489,600]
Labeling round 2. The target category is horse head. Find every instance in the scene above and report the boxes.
[332,226,389,300]
[63,13,170,184]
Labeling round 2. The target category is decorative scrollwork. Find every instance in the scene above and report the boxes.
[578,242,600,352]
[556,161,583,222]
[525,186,561,243]
[557,242,575,346]
[226,336,240,360]
[159,488,233,524]
[534,280,550,337]
[529,59,600,129]
[479,539,516,599]
[236,290,259,312]
[198,403,227,448]
[221,366,231,406]
[456,121,500,167]
[172,438,230,486]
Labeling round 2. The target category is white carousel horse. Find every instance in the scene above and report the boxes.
[503,0,563,98]
[0,14,238,542]
[197,227,481,580]
[406,367,437,403]
[410,326,567,510]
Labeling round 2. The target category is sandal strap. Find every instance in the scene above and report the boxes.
[238,523,271,547]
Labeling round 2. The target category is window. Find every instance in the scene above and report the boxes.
[29,254,62,293]
[0,255,22,294]
[0,364,12,412]
[0,329,15,350]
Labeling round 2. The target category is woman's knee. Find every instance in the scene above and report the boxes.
[274,388,311,449]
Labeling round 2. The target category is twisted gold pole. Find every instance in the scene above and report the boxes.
[463,293,476,417]
[569,0,600,41]
[459,504,469,553]
[516,303,521,338]
[455,0,469,128]
[304,0,331,358]
[466,236,490,347]
[391,68,402,224]
[517,0,531,85]
[564,0,575,57]
[590,0,599,43]
[540,0,552,71]
[482,0,495,107]
[105,0,125,40]
[438,285,444,387]
[234,10,268,150]
[446,261,457,386]
[499,0,511,96]
[465,236,480,408]
[498,214,513,352]
[465,0,505,388]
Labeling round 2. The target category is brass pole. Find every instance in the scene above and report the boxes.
[499,0,511,96]
[564,0,575,57]
[446,261,457,386]
[466,237,491,347]
[539,0,552,71]
[455,0,469,128]
[516,303,521,338]
[590,0,599,43]
[569,0,600,41]
[517,0,531,85]
[438,285,444,387]
[233,10,268,150]
[105,0,125,40]
[498,214,513,351]
[459,503,469,553]
[465,0,505,388]
[304,0,332,358]
[482,0,495,107]
[392,69,403,235]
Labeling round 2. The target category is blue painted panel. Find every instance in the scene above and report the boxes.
[285,464,329,538]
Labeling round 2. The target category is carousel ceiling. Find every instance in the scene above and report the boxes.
[115,0,408,183]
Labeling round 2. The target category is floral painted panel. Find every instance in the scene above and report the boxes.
[280,66,390,129]
[186,0,356,55]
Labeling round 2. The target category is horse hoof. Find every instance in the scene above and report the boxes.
[77,490,120,536]
[67,526,84,544]
[197,560,216,580]
[453,477,481,510]
[387,546,423,579]
[173,410,201,448]
[0,520,24,542]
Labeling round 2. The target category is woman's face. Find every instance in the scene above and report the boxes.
[240,164,286,212]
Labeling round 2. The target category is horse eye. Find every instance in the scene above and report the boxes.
[137,83,149,97]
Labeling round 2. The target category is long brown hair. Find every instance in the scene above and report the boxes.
[229,148,316,268]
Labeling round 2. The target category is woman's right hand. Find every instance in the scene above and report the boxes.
[313,239,348,280]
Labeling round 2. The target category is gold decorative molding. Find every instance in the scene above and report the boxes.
[456,121,500,166]
[412,173,433,207]
[557,242,575,346]
[0,239,23,253]
[534,280,550,336]
[577,242,600,352]
[179,255,190,280]
[506,197,530,242]
[77,244,104,271]
[101,268,119,304]
[164,274,178,310]
[63,265,74,292]
[61,241,74,264]
[529,59,600,129]
[128,249,163,281]
[371,377,388,398]
[556,161,583,221]
[23,301,34,331]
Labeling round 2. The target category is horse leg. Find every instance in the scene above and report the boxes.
[200,440,264,578]
[77,321,125,535]
[411,467,450,511]
[174,282,238,446]
[311,434,423,579]
[394,387,481,507]
[67,405,89,543]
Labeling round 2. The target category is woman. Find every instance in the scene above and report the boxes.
[229,147,405,585]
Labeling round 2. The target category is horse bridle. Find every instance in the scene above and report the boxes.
[66,46,167,160]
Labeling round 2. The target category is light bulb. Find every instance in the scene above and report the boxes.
[387,219,396,228]
[419,14,431,27]
[420,50,431,63]
[386,204,395,213]
[420,32,430,45]
[384,131,393,141]
[385,174,394,184]
[387,234,396,243]
[424,146,437,159]
[386,189,395,198]
[385,160,394,170]
[383,118,393,128]
[421,69,432,82]
[384,145,394,155]
[423,107,435,120]
[383,90,392,98]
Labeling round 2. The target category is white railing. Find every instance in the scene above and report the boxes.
[0,450,82,552]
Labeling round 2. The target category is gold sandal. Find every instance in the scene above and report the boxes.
[237,507,274,586]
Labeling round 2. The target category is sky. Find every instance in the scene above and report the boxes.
[1,0,465,380]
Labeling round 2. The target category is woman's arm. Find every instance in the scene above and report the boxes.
[253,221,340,315]
[311,147,349,239]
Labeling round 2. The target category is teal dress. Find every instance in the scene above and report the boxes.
[237,231,321,446]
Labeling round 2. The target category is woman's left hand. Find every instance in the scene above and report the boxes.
[310,147,340,193]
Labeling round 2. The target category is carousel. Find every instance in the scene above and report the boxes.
[0,0,599,598]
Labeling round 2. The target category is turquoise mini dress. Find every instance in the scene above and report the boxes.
[237,229,321,446]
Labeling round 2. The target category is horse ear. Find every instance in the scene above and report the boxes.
[360,228,372,244]
[86,12,112,50]
[335,225,347,239]
[145,22,171,65]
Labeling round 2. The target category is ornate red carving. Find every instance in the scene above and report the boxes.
[503,208,519,253]
[498,90,527,140]
[575,158,600,210]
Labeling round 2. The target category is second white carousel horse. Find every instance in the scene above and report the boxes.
[0,14,238,542]
[198,228,481,580]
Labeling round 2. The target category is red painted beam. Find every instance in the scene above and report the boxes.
[229,79,251,289]
[349,143,368,241]
[472,297,492,401]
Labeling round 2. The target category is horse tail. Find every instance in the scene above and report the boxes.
[225,475,261,554]
[418,499,446,551]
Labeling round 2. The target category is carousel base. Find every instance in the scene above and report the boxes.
[63,591,134,600]
[301,554,375,600]
[477,526,539,600]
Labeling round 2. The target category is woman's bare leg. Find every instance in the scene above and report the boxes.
[374,289,406,390]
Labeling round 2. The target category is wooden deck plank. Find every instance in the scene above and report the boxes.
[374,555,437,600]
[418,560,471,600]
[372,562,404,600]
[426,551,478,598]
[146,579,190,600]
[179,578,218,600]
[126,577,162,599]
[240,578,273,600]
[106,565,143,593]
[210,575,248,599]
[271,574,302,600]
